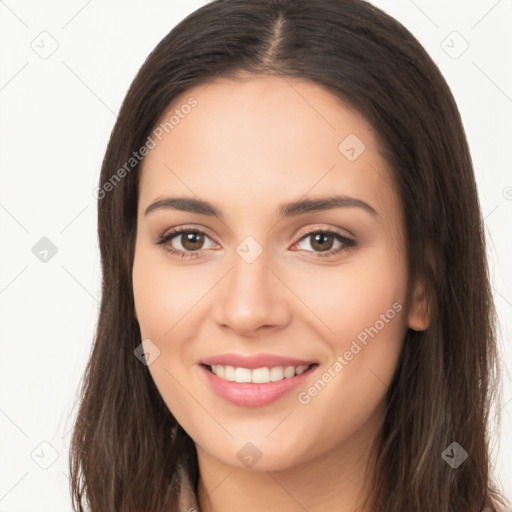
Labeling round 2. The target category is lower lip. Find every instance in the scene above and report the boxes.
[199,364,318,407]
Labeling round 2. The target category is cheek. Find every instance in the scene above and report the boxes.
[132,245,207,339]
[132,245,216,407]
[290,244,407,349]
[132,247,202,429]
[329,268,405,354]
[290,245,408,410]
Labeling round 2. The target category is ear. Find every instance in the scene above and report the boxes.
[407,278,431,331]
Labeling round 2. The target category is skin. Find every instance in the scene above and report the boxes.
[132,74,429,512]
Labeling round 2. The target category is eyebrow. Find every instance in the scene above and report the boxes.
[144,195,378,218]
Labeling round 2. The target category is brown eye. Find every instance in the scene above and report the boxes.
[156,228,218,259]
[293,229,356,258]
[309,232,335,252]
[179,231,205,251]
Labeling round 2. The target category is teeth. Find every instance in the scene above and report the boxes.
[210,364,310,383]
[235,367,252,383]
[251,367,270,384]
[283,366,295,378]
[224,365,235,381]
[270,366,284,381]
[216,365,226,379]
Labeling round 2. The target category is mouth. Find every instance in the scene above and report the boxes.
[199,362,320,407]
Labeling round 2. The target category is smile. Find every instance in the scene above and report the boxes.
[199,362,319,407]
[208,363,313,383]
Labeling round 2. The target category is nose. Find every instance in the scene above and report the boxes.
[213,248,292,337]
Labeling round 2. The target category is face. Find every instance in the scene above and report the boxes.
[132,74,428,471]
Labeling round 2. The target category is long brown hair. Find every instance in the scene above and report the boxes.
[69,0,507,510]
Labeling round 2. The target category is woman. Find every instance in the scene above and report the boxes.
[69,0,510,510]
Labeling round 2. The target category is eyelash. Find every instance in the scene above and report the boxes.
[156,227,357,260]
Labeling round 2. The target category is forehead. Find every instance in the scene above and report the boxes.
[139,75,397,219]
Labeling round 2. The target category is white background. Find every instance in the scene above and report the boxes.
[0,0,511,510]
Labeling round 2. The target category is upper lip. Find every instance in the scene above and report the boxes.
[200,353,317,369]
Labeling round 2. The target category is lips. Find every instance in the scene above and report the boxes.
[198,353,319,407]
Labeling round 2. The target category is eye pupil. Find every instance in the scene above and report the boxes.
[311,233,333,252]
[182,231,204,250]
